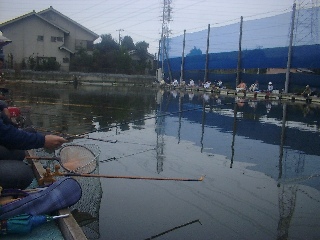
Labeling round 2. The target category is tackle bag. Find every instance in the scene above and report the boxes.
[0,177,82,220]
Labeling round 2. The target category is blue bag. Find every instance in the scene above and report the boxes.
[0,177,82,220]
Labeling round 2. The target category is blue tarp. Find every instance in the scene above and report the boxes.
[161,6,320,83]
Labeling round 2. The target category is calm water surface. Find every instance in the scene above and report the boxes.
[6,82,320,240]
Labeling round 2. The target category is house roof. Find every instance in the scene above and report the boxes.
[59,45,75,54]
[38,6,99,39]
[0,11,70,34]
[0,32,12,47]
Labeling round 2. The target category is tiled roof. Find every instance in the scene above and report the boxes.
[0,11,70,34]
[38,6,99,39]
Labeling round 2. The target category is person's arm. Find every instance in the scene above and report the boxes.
[44,135,68,149]
[0,119,67,150]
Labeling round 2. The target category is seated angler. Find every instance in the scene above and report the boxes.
[267,82,274,93]
[0,114,67,189]
[236,80,247,93]
[301,85,312,98]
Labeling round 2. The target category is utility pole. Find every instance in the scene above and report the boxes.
[236,16,243,87]
[204,24,210,83]
[285,3,296,93]
[180,29,186,84]
[116,29,124,45]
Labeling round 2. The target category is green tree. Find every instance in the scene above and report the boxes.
[116,48,132,74]
[95,34,119,53]
[133,41,150,74]
[121,36,135,51]
[93,34,119,72]
[187,46,202,56]
[70,48,94,72]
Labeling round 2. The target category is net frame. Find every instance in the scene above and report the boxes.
[57,144,100,174]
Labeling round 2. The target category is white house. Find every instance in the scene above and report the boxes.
[0,6,99,71]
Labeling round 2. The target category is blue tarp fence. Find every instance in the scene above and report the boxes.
[160,6,320,89]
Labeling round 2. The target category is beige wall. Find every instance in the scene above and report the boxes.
[40,11,97,53]
[2,15,70,70]
[1,9,98,72]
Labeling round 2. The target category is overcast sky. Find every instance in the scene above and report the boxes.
[0,0,297,54]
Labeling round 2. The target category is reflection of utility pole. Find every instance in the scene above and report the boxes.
[230,103,238,168]
[116,29,124,45]
[178,93,183,143]
[200,96,206,153]
[277,103,298,240]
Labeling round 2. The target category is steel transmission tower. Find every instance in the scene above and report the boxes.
[160,0,172,71]
[294,0,319,45]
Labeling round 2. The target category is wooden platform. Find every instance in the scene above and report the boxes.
[164,85,320,105]
[27,150,88,240]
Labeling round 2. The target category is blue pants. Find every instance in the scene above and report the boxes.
[0,145,26,160]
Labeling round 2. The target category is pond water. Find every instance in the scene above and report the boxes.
[6,82,320,239]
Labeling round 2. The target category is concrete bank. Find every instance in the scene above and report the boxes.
[3,70,156,86]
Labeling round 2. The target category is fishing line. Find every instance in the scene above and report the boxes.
[76,136,155,147]
[14,98,151,112]
[99,147,156,163]
[78,102,236,136]
[13,100,95,108]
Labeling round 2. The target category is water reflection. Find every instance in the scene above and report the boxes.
[6,83,320,239]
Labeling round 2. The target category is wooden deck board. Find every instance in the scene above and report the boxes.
[27,150,88,240]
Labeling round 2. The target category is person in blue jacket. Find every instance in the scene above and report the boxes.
[0,116,67,189]
[0,117,67,160]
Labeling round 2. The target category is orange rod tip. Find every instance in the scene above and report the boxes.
[199,175,206,181]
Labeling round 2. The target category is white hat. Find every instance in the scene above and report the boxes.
[268,82,272,85]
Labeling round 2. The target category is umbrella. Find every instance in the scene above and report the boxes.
[0,213,69,235]
[0,34,12,48]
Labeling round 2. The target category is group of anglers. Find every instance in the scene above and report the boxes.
[236,80,274,93]
[161,78,224,89]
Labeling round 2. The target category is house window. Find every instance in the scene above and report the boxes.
[87,41,93,51]
[75,40,94,51]
[75,39,87,50]
[63,58,69,63]
[51,37,57,42]
[37,35,44,41]
[57,37,63,42]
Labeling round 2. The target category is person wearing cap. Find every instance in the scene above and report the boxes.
[302,85,312,97]
[267,82,273,92]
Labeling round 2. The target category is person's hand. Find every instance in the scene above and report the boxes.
[44,135,68,149]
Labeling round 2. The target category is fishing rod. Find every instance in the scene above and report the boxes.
[62,173,205,181]
[36,163,205,183]
[14,98,151,112]
[35,127,118,144]
[33,101,236,144]
[145,219,202,239]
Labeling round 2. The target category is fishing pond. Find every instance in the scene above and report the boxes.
[7,82,320,240]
